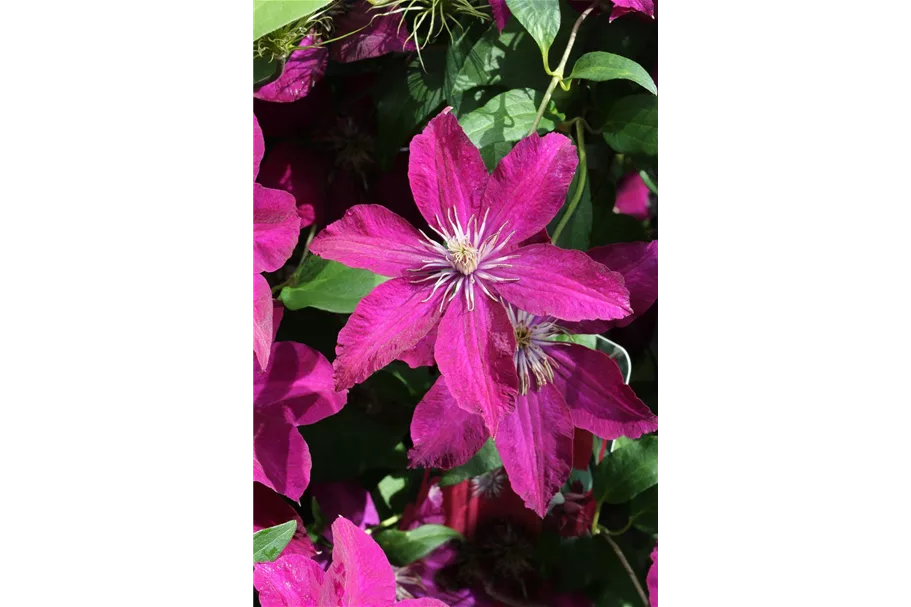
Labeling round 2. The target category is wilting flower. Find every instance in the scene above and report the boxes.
[311,109,632,436]
[254,341,347,501]
[409,242,659,516]
[254,35,328,103]
[253,516,448,607]
[254,115,300,369]
[647,542,658,606]
[609,0,656,22]
[254,482,316,557]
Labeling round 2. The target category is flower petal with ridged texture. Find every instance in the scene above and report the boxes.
[323,516,396,607]
[254,114,265,180]
[330,1,416,62]
[253,412,311,501]
[496,384,574,517]
[254,483,316,558]
[254,274,274,371]
[647,542,658,606]
[435,293,517,437]
[254,341,347,426]
[254,183,299,274]
[488,0,510,31]
[410,376,490,469]
[562,240,658,334]
[496,243,631,321]
[481,133,578,245]
[254,553,324,607]
[549,343,657,439]
[408,109,488,230]
[610,0,655,22]
[334,278,444,390]
[256,141,325,228]
[398,325,437,368]
[310,205,428,277]
[254,37,328,103]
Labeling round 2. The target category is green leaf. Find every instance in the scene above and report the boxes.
[593,435,658,505]
[459,88,564,148]
[253,520,297,563]
[377,474,408,511]
[639,169,658,195]
[253,0,332,40]
[630,484,658,534]
[253,55,280,86]
[374,524,464,566]
[547,169,592,251]
[567,52,657,94]
[479,141,514,171]
[280,257,389,314]
[602,94,658,156]
[376,51,446,168]
[439,439,502,487]
[551,333,597,350]
[505,0,561,61]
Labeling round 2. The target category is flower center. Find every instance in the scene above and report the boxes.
[505,304,563,395]
[447,236,479,275]
[514,324,532,349]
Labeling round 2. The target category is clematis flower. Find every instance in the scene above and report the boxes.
[254,341,347,501]
[253,516,448,607]
[647,542,658,606]
[487,0,510,31]
[614,172,652,220]
[253,2,414,104]
[609,0,656,22]
[254,482,316,557]
[254,114,300,369]
[408,240,659,516]
[311,109,632,436]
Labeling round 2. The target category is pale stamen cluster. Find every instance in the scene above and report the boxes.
[505,304,564,395]
[409,207,519,311]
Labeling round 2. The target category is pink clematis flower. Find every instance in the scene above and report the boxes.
[254,341,347,501]
[310,109,632,436]
[254,114,300,369]
[255,35,328,104]
[254,516,448,607]
[614,172,652,220]
[409,242,658,516]
[330,0,417,63]
[647,542,658,606]
[610,0,656,22]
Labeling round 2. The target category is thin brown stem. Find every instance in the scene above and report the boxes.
[604,534,650,607]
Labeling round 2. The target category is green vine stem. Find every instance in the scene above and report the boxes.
[604,534,650,607]
[528,3,595,135]
[550,118,587,243]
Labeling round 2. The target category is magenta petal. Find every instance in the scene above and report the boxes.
[647,542,658,607]
[334,278,444,390]
[482,133,578,245]
[562,240,658,334]
[324,516,397,607]
[609,0,656,21]
[254,274,275,370]
[614,172,651,220]
[254,183,300,274]
[310,481,380,530]
[254,37,328,103]
[254,114,265,180]
[549,344,657,439]
[253,412,312,501]
[330,1,416,62]
[496,243,631,322]
[254,553,325,607]
[254,483,316,558]
[488,0,510,31]
[397,325,437,368]
[496,385,574,517]
[398,600,452,607]
[434,293,518,437]
[254,341,346,426]
[256,141,325,229]
[408,109,489,230]
[310,205,428,277]
[409,376,490,469]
